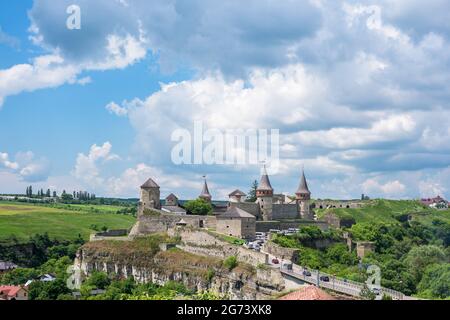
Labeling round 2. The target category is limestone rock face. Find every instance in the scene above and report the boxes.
[73,241,285,300]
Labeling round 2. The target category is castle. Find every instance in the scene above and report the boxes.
[137,166,314,221]
[131,166,317,240]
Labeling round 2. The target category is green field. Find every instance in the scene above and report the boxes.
[316,199,450,225]
[0,201,136,244]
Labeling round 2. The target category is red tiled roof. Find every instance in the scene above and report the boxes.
[0,286,25,298]
[279,285,336,300]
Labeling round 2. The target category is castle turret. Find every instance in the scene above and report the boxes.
[296,169,312,219]
[199,177,212,203]
[139,178,161,214]
[256,165,274,221]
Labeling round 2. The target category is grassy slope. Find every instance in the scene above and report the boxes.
[0,202,136,244]
[316,199,450,225]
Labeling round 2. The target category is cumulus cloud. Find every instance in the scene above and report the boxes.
[3,1,450,199]
[72,142,120,186]
[0,151,50,182]
[0,55,80,107]
[362,178,406,198]
[0,30,146,107]
[28,0,321,75]
[106,163,202,197]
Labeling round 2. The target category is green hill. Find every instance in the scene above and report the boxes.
[316,199,450,226]
[0,202,136,244]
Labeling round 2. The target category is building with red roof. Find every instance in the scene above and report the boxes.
[0,285,29,300]
[278,285,336,301]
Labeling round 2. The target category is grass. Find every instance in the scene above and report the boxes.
[0,201,136,244]
[206,230,245,245]
[316,199,450,226]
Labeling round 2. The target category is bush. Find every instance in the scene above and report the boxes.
[206,268,215,282]
[223,256,238,271]
[86,271,111,290]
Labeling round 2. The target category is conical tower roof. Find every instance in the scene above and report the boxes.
[296,169,311,195]
[199,177,212,200]
[257,165,273,191]
[141,178,159,189]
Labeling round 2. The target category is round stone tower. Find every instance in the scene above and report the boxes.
[256,165,274,221]
[139,178,161,214]
[296,169,312,219]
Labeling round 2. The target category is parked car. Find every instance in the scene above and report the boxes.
[320,276,330,282]
[272,258,279,264]
[303,270,312,277]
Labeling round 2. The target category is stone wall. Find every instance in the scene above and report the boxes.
[255,220,329,232]
[170,229,269,267]
[314,200,363,209]
[263,241,300,262]
[272,204,299,220]
[323,212,356,229]
[130,212,216,236]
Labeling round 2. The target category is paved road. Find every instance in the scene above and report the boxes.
[263,250,404,300]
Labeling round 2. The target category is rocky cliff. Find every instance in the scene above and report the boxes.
[74,236,285,300]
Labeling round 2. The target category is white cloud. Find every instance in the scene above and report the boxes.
[106,163,201,197]
[362,178,406,197]
[419,180,446,197]
[0,151,50,182]
[0,153,19,170]
[0,54,80,107]
[72,142,119,186]
[106,102,128,117]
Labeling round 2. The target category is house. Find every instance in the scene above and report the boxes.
[0,286,29,300]
[161,194,187,214]
[24,273,57,287]
[0,261,18,275]
[421,195,448,209]
[216,206,256,240]
[278,285,335,300]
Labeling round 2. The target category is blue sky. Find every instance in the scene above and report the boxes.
[1,0,450,200]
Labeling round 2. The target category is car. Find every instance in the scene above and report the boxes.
[303,270,312,277]
[320,276,330,282]
[272,258,279,264]
[371,287,382,295]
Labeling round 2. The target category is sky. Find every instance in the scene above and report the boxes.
[1,0,450,200]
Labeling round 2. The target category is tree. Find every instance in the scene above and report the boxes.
[46,189,51,197]
[404,245,446,282]
[29,279,70,300]
[0,268,39,286]
[246,180,258,202]
[417,263,450,299]
[184,199,213,216]
[86,271,111,290]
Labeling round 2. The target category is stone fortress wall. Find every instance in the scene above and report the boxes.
[313,200,363,209]
[130,211,217,237]
[168,228,269,267]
